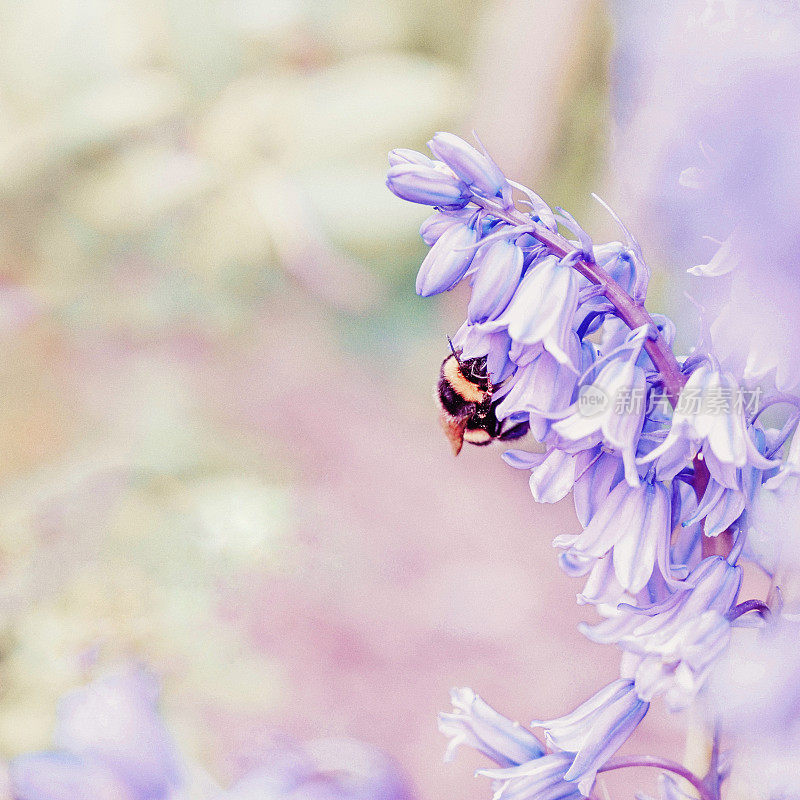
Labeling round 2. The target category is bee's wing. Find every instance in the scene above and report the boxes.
[438,408,467,456]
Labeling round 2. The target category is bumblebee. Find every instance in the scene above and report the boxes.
[436,346,529,455]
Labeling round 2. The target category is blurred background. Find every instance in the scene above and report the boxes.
[0,0,698,796]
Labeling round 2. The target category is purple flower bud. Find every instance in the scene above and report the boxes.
[439,688,544,768]
[419,208,475,246]
[531,679,649,796]
[416,223,478,297]
[467,239,525,323]
[427,132,511,204]
[388,148,435,167]
[386,164,471,209]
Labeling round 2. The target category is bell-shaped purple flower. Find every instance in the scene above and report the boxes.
[586,556,741,709]
[419,208,477,246]
[386,162,472,209]
[498,255,581,367]
[451,320,515,384]
[551,354,647,487]
[641,363,774,489]
[495,335,583,442]
[427,132,511,206]
[477,753,584,800]
[553,478,676,594]
[439,690,587,800]
[438,688,544,768]
[468,239,525,323]
[620,609,731,710]
[503,446,600,505]
[576,553,634,614]
[573,451,625,526]
[416,222,479,297]
[531,679,649,795]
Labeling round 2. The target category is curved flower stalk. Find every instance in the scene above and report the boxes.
[387,130,798,800]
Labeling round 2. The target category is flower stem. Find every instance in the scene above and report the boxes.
[726,598,771,621]
[599,755,715,800]
[468,197,687,405]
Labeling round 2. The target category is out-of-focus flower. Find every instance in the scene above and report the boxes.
[748,425,800,571]
[706,617,800,800]
[10,668,183,800]
[11,669,414,800]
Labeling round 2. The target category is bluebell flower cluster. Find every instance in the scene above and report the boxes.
[10,668,414,800]
[387,132,796,800]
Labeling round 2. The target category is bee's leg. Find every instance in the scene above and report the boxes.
[498,419,530,441]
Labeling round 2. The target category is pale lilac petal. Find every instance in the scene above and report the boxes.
[54,669,182,800]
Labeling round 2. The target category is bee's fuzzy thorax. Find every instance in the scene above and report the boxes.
[441,355,489,404]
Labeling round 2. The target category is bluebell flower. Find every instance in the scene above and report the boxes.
[439,689,586,800]
[554,478,676,594]
[10,668,183,800]
[503,446,600,506]
[419,208,478,246]
[550,352,648,487]
[584,555,741,709]
[641,363,775,489]
[620,609,731,710]
[451,320,515,384]
[495,336,583,442]
[439,688,544,768]
[576,553,634,613]
[415,220,479,297]
[386,161,472,209]
[584,555,741,646]
[497,255,581,367]
[532,679,649,795]
[572,451,625,526]
[468,239,525,323]
[427,133,512,207]
[478,753,583,800]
